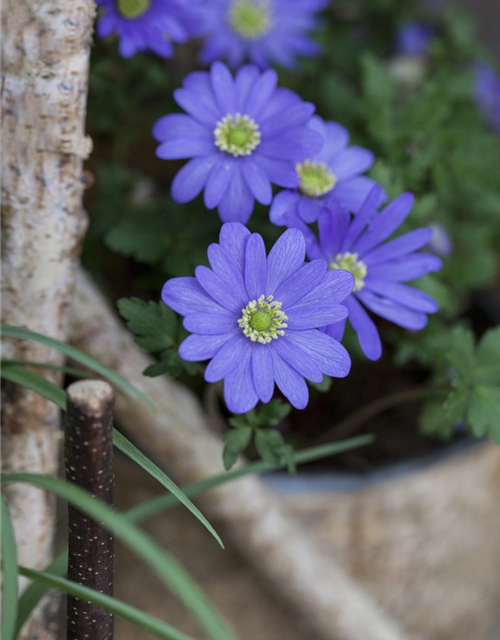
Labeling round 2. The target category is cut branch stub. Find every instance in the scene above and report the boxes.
[65,380,115,640]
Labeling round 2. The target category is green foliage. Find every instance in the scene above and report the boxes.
[117,298,197,377]
[223,401,293,470]
[420,327,500,442]
[1,496,18,640]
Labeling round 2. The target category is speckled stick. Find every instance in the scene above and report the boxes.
[65,380,115,640]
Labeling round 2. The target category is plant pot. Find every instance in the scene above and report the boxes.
[266,440,500,640]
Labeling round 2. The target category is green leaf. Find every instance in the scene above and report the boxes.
[1,474,238,640]
[1,359,95,380]
[19,567,196,640]
[117,298,177,352]
[113,430,224,548]
[1,495,18,640]
[1,364,67,410]
[222,427,252,471]
[0,325,154,412]
[0,367,223,549]
[16,552,68,636]
[467,386,500,442]
[309,375,332,393]
[254,429,287,466]
[256,400,292,426]
[475,327,500,385]
[442,387,468,423]
[419,401,456,440]
[14,434,375,625]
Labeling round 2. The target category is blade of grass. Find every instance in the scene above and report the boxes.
[1,367,223,548]
[1,364,67,410]
[113,430,224,549]
[1,359,95,380]
[1,494,19,640]
[15,434,374,630]
[1,325,154,412]
[2,474,238,640]
[19,567,197,640]
[127,435,374,523]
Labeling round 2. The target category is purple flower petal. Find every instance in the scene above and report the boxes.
[330,147,374,180]
[210,61,237,114]
[174,86,219,127]
[224,346,259,414]
[245,233,267,300]
[363,228,433,265]
[273,339,323,383]
[195,265,245,313]
[324,318,346,342]
[205,334,249,383]
[242,159,273,204]
[353,193,415,255]
[286,302,348,330]
[252,345,274,403]
[206,243,248,306]
[219,222,251,275]
[171,156,218,203]
[293,269,354,307]
[269,190,300,225]
[162,277,225,315]
[341,185,385,251]
[204,161,236,208]
[184,312,237,335]
[318,202,350,258]
[297,196,323,223]
[270,349,309,410]
[321,121,350,161]
[244,69,278,119]
[179,333,234,361]
[156,136,213,160]
[285,330,351,378]
[152,114,209,142]
[357,290,428,330]
[274,260,327,308]
[365,280,439,313]
[235,65,260,110]
[260,102,316,136]
[282,212,324,261]
[266,228,305,295]
[331,176,380,214]
[367,253,443,281]
[217,168,255,224]
[344,296,382,361]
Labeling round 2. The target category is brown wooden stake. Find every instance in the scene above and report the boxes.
[64,380,115,640]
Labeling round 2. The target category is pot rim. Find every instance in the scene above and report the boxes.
[263,437,485,494]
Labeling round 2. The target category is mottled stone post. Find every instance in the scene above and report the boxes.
[65,380,115,640]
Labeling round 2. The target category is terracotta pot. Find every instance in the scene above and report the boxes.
[269,441,500,640]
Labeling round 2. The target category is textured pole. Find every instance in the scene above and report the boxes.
[1,2,95,637]
[65,381,115,640]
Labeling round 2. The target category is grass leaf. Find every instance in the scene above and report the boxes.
[1,474,237,640]
[1,325,154,412]
[1,495,19,640]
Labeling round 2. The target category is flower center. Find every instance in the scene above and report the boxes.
[214,113,261,157]
[296,160,337,198]
[238,295,288,344]
[228,0,272,40]
[117,0,151,18]
[330,252,367,292]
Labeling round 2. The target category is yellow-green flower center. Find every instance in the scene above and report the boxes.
[330,252,367,292]
[238,295,288,344]
[117,0,151,18]
[296,160,337,198]
[228,0,272,40]
[214,113,261,157]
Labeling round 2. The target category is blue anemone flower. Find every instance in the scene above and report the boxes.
[395,22,434,57]
[96,0,205,58]
[162,222,353,413]
[153,62,322,224]
[198,0,329,70]
[285,187,442,361]
[270,115,379,225]
[473,63,500,132]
